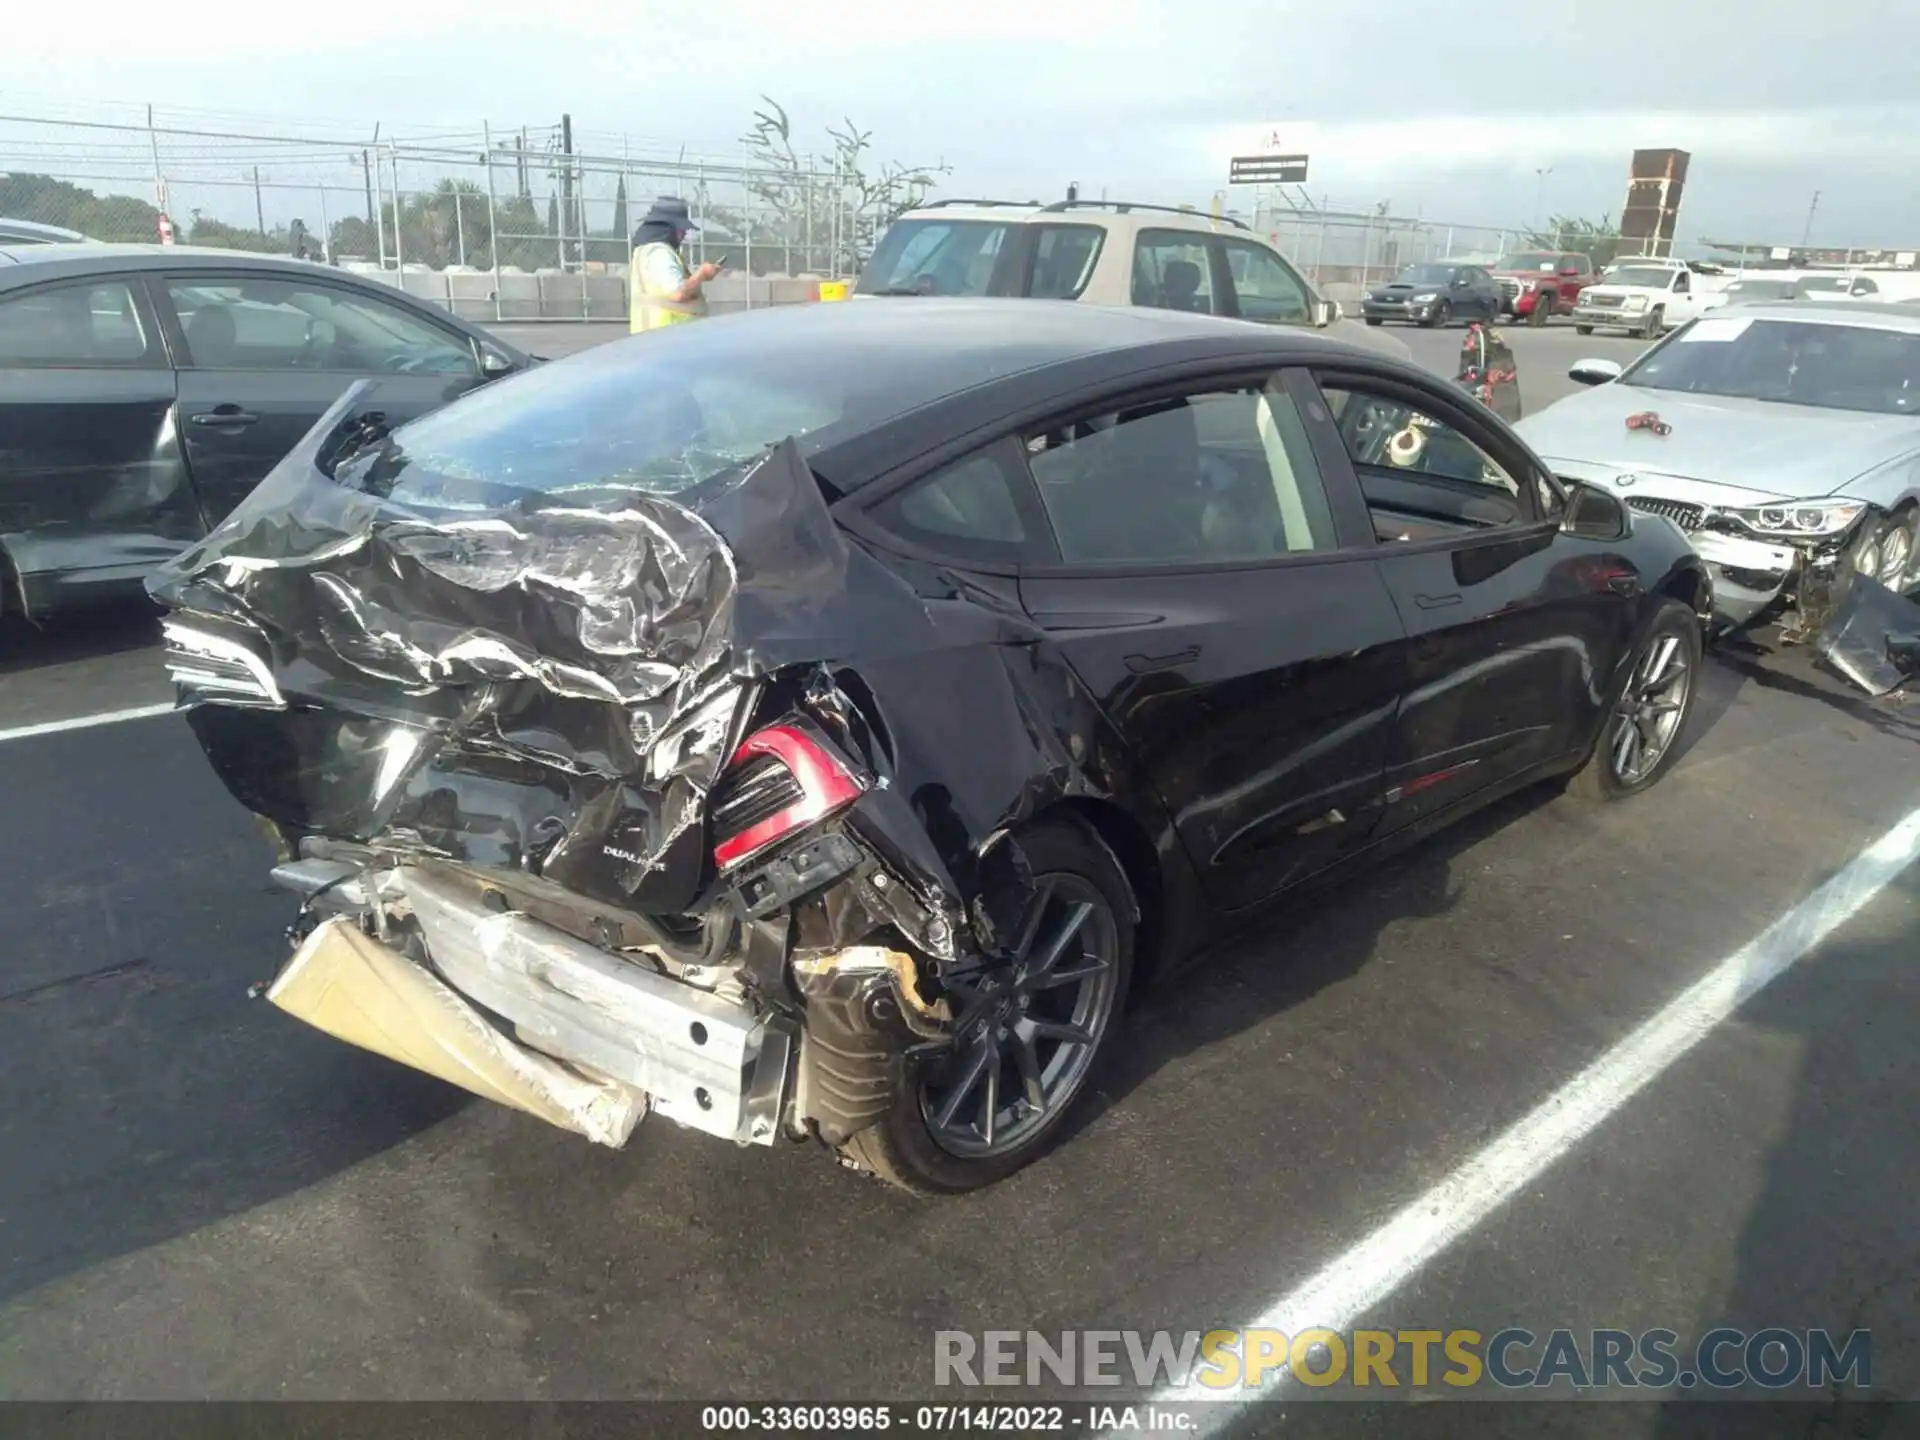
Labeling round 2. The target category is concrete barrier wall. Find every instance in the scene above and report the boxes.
[339,261,836,321]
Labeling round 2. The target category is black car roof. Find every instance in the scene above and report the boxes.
[0,243,384,289]
[557,294,1381,384]
[549,298,1411,493]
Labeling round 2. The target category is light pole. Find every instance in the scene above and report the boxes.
[1535,167,1553,227]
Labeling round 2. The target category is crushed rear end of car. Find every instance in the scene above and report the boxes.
[150,379,1129,1173]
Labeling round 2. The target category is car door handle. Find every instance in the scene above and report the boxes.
[189,408,260,428]
[1414,592,1463,610]
[1123,644,1202,674]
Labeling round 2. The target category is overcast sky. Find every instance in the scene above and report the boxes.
[5,0,1914,249]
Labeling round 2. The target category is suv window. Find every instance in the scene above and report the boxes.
[868,438,1033,561]
[0,280,150,366]
[858,219,1008,297]
[1321,382,1526,535]
[1132,230,1222,316]
[1026,380,1338,563]
[165,277,476,374]
[1221,238,1311,324]
[1028,224,1104,301]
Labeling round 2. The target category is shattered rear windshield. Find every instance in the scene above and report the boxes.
[334,342,860,501]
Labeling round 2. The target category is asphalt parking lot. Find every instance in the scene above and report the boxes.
[2,316,1914,1425]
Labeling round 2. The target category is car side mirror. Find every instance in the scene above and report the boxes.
[1568,357,1623,386]
[479,344,516,377]
[1312,297,1340,327]
[1561,481,1630,542]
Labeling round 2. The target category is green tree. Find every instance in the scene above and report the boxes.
[739,95,949,275]
[1524,213,1627,268]
[186,210,283,253]
[0,173,161,242]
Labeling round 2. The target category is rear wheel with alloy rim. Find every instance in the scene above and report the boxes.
[1565,598,1701,801]
[1641,305,1664,339]
[837,816,1133,1193]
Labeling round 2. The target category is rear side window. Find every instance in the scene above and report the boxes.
[1027,224,1104,300]
[866,438,1036,563]
[1027,380,1338,563]
[0,280,151,367]
[1132,230,1223,315]
[857,220,1007,297]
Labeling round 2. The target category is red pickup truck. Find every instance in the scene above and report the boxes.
[1491,250,1595,324]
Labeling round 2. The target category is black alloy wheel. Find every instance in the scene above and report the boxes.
[837,817,1134,1194]
[1564,598,1701,801]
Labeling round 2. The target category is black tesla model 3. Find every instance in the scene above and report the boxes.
[152,298,1709,1192]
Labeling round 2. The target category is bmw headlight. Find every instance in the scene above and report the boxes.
[1413,292,1438,303]
[1727,501,1867,537]
[1623,295,1649,311]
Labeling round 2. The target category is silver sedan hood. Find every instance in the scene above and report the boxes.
[1516,384,1920,500]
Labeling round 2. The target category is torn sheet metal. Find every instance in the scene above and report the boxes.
[268,914,646,1146]
[151,381,1126,941]
[1814,569,1920,696]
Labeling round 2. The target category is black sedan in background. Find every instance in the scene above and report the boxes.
[1363,262,1503,328]
[0,244,530,621]
[155,298,1710,1194]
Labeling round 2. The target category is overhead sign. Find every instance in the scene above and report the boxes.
[1230,153,1309,185]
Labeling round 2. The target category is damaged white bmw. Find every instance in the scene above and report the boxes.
[1519,302,1920,639]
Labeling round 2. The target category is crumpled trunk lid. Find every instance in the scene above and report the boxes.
[150,383,881,916]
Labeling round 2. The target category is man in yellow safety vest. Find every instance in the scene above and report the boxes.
[629,196,722,333]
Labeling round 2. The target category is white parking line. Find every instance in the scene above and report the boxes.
[1150,799,1920,1426]
[0,702,177,744]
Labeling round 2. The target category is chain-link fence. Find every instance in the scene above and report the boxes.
[8,105,1825,325]
[0,107,873,320]
[1239,192,1717,299]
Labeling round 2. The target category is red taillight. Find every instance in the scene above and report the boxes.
[711,724,864,871]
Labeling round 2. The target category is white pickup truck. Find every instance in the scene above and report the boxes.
[1570,257,1732,338]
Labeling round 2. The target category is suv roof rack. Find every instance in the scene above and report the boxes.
[1036,199,1251,231]
[912,198,1043,210]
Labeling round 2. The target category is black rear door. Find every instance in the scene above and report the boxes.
[1300,366,1639,835]
[155,271,489,522]
[1006,366,1406,911]
[0,272,199,616]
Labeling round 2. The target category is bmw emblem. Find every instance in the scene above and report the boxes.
[1613,473,1636,488]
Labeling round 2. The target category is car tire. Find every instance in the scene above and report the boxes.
[1420,300,1450,329]
[1365,317,1383,326]
[836,815,1135,1195]
[1576,324,1594,335]
[1564,598,1701,802]
[1856,505,1918,588]
[1529,295,1550,327]
[1641,306,1664,339]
